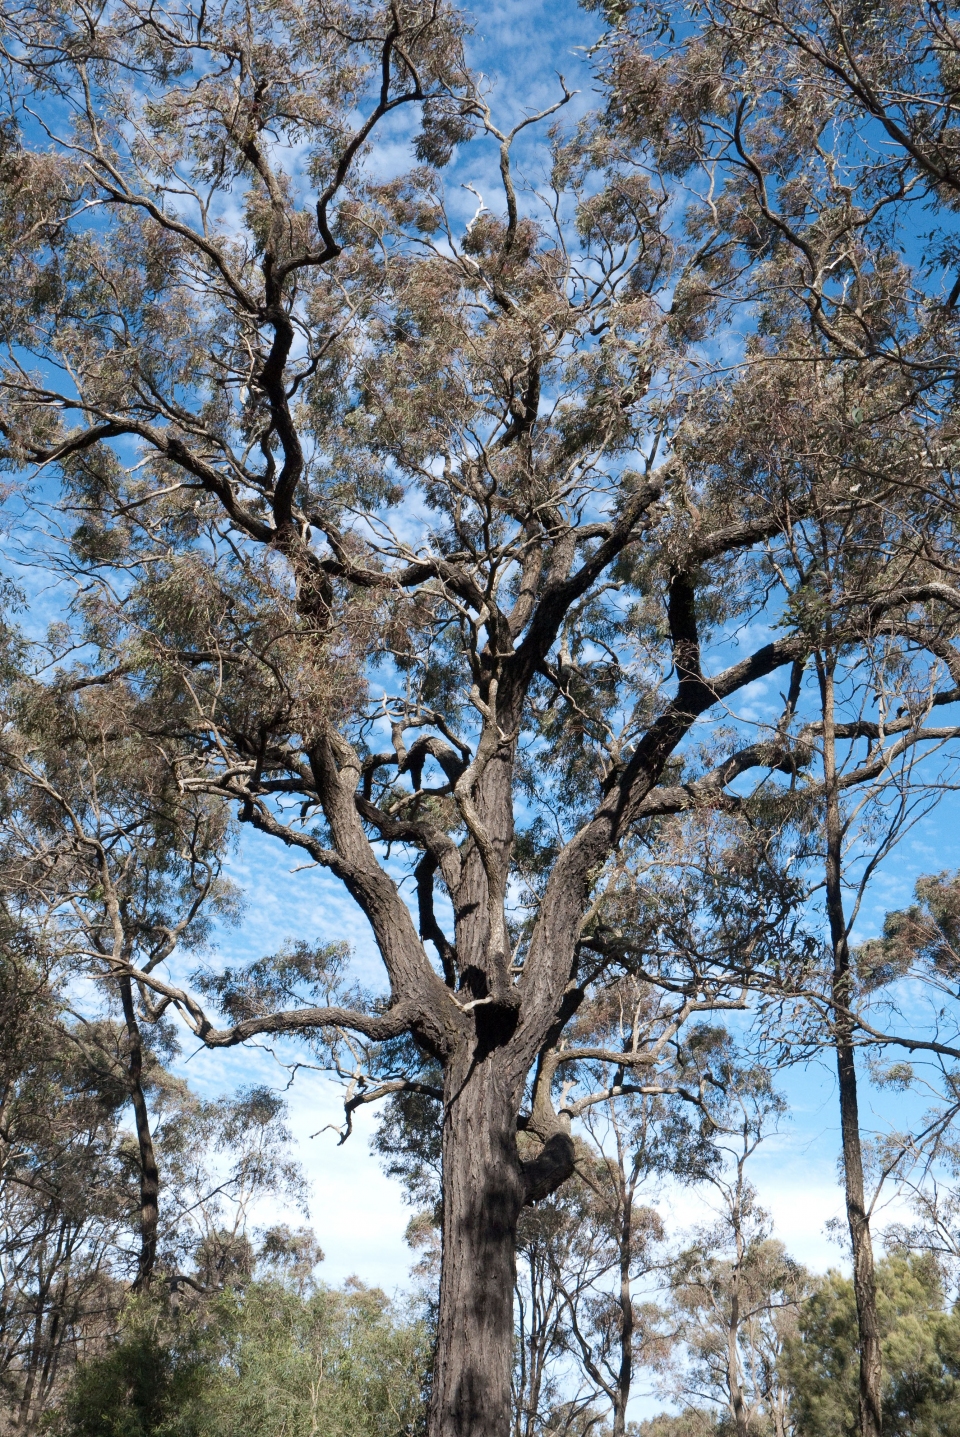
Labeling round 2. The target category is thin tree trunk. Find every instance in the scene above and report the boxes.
[612,1162,635,1437]
[429,1060,524,1437]
[612,1241,632,1437]
[727,1278,748,1437]
[15,1305,42,1432]
[513,1283,527,1437]
[15,1259,56,1434]
[727,1182,748,1437]
[118,976,159,1291]
[821,660,883,1437]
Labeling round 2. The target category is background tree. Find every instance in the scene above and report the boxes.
[664,1063,808,1437]
[0,925,304,1432]
[782,1254,960,1437]
[511,1178,597,1437]
[62,1260,429,1437]
[0,942,130,1433]
[0,650,238,1292]
[845,871,960,1303]
[548,1112,671,1437]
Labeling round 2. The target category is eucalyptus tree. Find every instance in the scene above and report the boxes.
[849,871,960,1287]
[0,939,131,1433]
[781,1253,960,1437]
[3,3,960,1435]
[0,1029,287,1432]
[665,1063,807,1437]
[548,1077,673,1437]
[0,662,237,1291]
[0,927,306,1431]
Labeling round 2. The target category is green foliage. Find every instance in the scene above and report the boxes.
[60,1279,431,1437]
[62,1300,214,1437]
[782,1254,960,1437]
[857,873,960,992]
[632,1413,721,1437]
[0,932,310,1430]
[210,1279,430,1437]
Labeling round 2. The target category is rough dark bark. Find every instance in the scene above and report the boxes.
[429,1058,526,1437]
[821,661,883,1437]
[118,976,159,1291]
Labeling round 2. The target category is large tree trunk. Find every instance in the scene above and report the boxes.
[820,660,883,1437]
[429,1057,524,1437]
